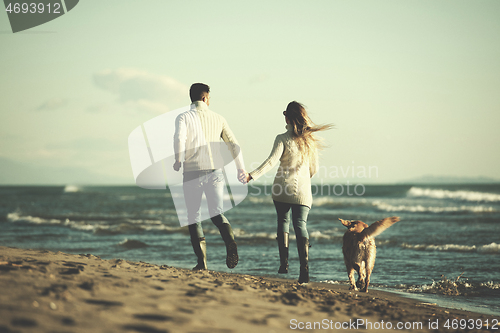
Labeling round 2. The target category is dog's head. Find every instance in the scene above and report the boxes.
[339,218,368,233]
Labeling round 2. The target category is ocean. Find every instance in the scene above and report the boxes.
[1,184,499,316]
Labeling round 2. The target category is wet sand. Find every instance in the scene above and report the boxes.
[0,246,497,333]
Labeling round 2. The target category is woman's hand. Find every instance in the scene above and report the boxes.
[244,173,252,184]
[237,169,252,184]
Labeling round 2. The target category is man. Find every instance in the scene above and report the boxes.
[173,83,246,270]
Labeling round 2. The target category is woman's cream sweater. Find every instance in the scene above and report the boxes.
[249,126,318,208]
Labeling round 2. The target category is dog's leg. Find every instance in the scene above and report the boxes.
[363,267,372,293]
[347,267,358,291]
[363,253,375,293]
[356,261,366,290]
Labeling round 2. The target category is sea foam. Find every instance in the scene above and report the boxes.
[401,242,500,254]
[118,238,149,249]
[373,200,496,213]
[401,275,500,297]
[408,187,500,202]
[6,211,182,235]
[63,185,80,193]
[7,212,61,224]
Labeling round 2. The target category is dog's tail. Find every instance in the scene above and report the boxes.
[361,216,400,241]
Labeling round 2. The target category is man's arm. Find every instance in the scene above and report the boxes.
[173,114,186,171]
[221,118,245,173]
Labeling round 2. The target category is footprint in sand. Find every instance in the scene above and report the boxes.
[176,307,194,314]
[11,317,38,327]
[61,317,76,326]
[62,261,87,267]
[281,291,305,306]
[39,283,68,296]
[151,286,164,291]
[103,274,120,279]
[0,264,19,271]
[122,324,168,333]
[84,299,124,307]
[78,280,95,291]
[59,261,85,275]
[133,314,172,322]
[0,325,17,333]
[185,283,212,297]
[59,268,81,275]
[132,314,189,326]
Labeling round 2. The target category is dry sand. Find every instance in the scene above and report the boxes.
[0,246,497,333]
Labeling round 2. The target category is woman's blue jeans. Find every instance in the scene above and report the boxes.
[273,200,310,239]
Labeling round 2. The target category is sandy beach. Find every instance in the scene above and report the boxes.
[0,246,497,333]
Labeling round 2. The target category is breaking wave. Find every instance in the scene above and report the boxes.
[313,196,362,207]
[373,200,496,213]
[8,212,61,225]
[212,228,343,242]
[118,238,148,249]
[401,242,500,254]
[6,211,181,234]
[319,280,344,285]
[397,275,500,297]
[247,197,273,205]
[408,187,500,202]
[64,185,80,193]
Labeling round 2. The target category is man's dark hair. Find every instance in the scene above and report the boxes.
[190,83,210,102]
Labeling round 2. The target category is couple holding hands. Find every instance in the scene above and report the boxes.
[173,83,332,283]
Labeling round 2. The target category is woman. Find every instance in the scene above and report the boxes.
[245,101,332,283]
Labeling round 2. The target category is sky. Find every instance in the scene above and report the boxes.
[1,0,499,185]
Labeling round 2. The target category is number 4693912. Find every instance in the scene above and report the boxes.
[5,2,62,14]
[444,319,498,330]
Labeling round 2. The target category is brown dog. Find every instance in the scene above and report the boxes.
[339,216,400,292]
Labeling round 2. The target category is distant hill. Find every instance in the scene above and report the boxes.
[399,175,500,184]
[0,157,132,185]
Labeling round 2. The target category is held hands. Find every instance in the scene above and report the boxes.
[244,173,252,184]
[237,169,247,184]
[174,164,250,182]
[237,169,252,184]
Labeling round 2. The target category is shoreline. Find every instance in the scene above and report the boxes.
[1,246,498,333]
[373,287,500,318]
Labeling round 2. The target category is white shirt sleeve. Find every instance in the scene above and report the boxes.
[173,113,186,162]
[249,135,284,181]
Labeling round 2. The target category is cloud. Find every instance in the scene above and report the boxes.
[86,103,113,113]
[124,99,169,114]
[93,68,188,113]
[37,98,67,111]
[31,148,73,159]
[45,137,122,152]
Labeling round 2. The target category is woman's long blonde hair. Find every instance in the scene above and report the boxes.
[285,101,333,161]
